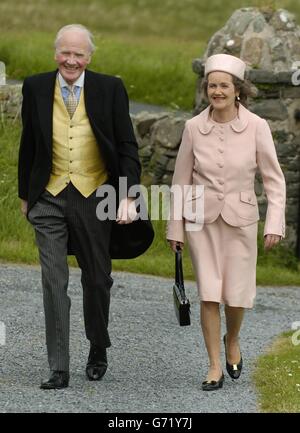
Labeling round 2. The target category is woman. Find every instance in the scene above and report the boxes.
[167,54,286,391]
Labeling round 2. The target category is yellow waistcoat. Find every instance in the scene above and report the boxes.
[46,80,107,197]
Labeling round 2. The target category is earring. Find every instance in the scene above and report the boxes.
[236,95,240,101]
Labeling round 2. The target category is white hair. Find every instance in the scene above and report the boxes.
[54,24,96,53]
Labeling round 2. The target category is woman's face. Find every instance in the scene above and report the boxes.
[207,71,239,112]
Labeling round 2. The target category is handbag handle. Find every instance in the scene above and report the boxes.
[175,246,184,288]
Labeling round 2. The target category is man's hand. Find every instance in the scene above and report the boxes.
[20,199,28,217]
[116,197,137,225]
[264,234,281,251]
[168,240,184,253]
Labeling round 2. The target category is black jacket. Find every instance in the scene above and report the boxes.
[18,69,154,258]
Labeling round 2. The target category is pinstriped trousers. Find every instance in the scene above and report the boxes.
[28,183,113,372]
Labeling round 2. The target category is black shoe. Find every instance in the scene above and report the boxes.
[202,373,224,391]
[223,334,243,379]
[86,345,107,381]
[40,371,69,390]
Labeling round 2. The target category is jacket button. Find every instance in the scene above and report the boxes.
[218,148,224,153]
[217,179,224,185]
[217,163,224,168]
[248,197,252,201]
[217,193,224,200]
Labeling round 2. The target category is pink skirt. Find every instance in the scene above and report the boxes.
[186,215,258,308]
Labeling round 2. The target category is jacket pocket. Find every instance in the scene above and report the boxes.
[240,191,256,206]
[237,190,259,220]
[183,184,204,223]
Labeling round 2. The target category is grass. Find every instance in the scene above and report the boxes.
[1,120,299,284]
[0,32,202,110]
[0,0,300,109]
[253,331,300,412]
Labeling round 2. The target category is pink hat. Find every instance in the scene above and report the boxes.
[205,54,246,81]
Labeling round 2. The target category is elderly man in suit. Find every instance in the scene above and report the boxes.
[18,24,153,389]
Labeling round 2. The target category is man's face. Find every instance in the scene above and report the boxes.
[55,31,91,84]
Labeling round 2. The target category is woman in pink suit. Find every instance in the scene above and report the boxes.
[167,54,286,391]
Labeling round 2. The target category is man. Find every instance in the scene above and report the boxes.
[18,24,153,389]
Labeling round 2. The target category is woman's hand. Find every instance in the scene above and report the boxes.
[264,234,281,251]
[168,240,184,253]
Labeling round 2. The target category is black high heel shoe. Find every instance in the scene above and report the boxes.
[223,334,243,379]
[202,373,224,391]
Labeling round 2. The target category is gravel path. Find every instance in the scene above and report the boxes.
[0,263,299,413]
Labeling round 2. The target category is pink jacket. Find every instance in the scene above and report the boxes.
[167,103,286,243]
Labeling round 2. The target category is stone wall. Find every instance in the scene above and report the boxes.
[0,84,22,121]
[192,7,300,250]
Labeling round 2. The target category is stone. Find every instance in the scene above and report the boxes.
[287,183,300,198]
[275,72,294,83]
[227,9,257,35]
[138,145,152,162]
[275,141,295,157]
[256,87,280,99]
[0,62,5,86]
[138,135,151,150]
[281,87,300,99]
[166,158,176,172]
[224,36,243,56]
[250,100,288,121]
[243,37,264,66]
[270,9,296,31]
[150,117,185,150]
[270,38,285,63]
[284,170,300,182]
[206,33,224,58]
[252,15,266,33]
[247,70,277,83]
[133,111,168,137]
[192,58,204,76]
[161,174,173,185]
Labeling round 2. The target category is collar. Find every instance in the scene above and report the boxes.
[197,103,249,134]
[58,71,85,89]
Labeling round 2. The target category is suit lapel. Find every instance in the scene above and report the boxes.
[36,71,57,154]
[84,70,106,127]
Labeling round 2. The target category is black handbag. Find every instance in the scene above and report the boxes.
[173,247,191,326]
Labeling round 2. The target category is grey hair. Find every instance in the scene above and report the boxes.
[54,24,96,54]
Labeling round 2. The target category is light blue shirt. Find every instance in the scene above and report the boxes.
[58,71,84,103]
